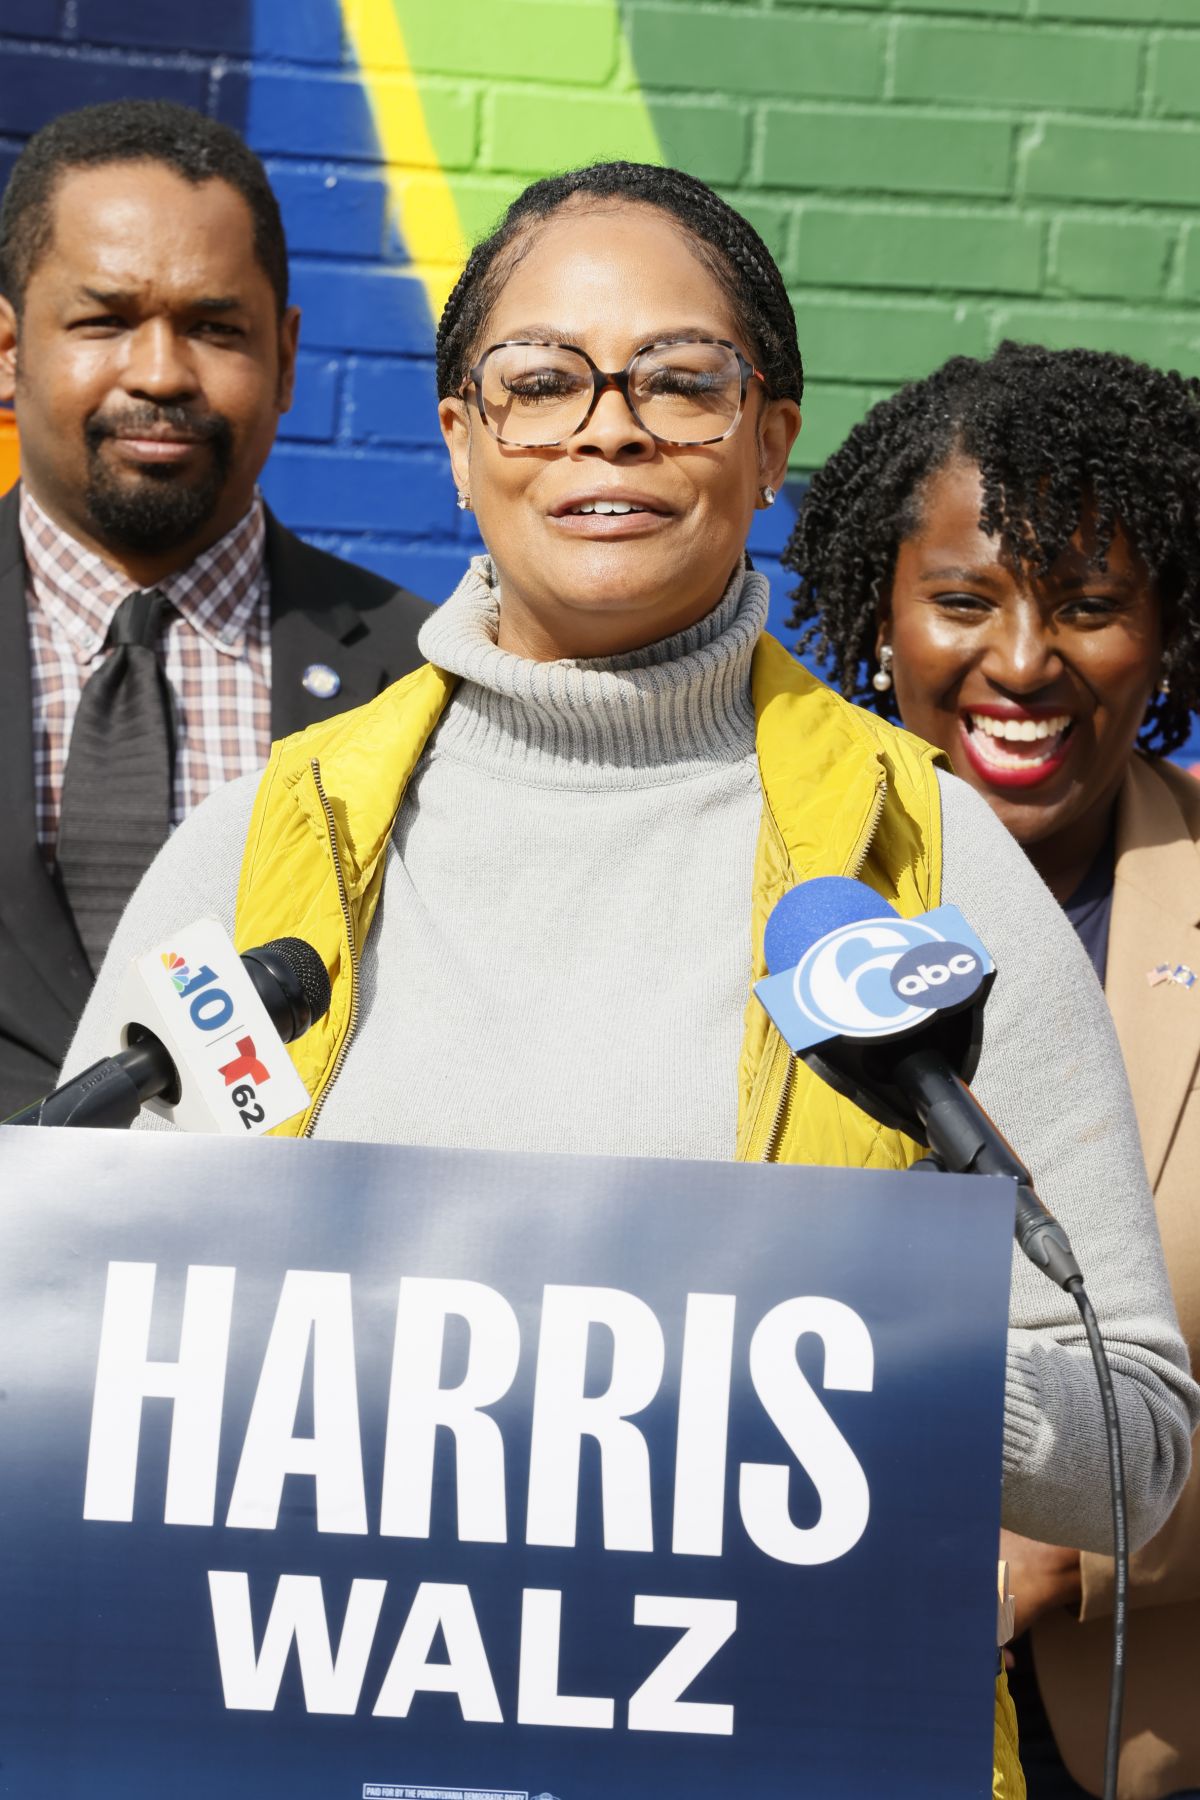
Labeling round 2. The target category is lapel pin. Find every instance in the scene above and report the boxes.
[302,662,341,700]
[1147,963,1197,989]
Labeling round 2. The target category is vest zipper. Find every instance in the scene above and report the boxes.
[758,772,888,1162]
[846,774,888,880]
[759,1053,795,1162]
[302,757,359,1139]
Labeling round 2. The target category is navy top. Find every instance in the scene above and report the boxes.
[1063,827,1117,985]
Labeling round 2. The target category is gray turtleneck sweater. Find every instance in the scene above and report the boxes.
[63,559,1199,1552]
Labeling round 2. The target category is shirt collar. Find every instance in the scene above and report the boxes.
[21,486,267,659]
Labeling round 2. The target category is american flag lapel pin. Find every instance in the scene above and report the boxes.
[1148,963,1198,988]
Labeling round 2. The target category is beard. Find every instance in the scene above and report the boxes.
[83,403,235,554]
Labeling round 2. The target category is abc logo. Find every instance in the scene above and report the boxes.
[792,916,949,1038]
[889,941,982,1009]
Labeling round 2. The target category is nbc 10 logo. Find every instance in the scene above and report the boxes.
[791,917,985,1039]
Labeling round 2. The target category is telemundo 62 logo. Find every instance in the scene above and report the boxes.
[756,904,994,1055]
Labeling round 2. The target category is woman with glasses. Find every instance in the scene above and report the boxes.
[65,166,1199,1798]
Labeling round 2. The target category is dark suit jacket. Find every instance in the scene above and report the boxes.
[0,483,433,1116]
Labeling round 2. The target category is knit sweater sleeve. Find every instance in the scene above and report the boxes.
[936,767,1200,1552]
[60,770,257,1113]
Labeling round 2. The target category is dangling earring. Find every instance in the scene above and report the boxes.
[1159,674,1171,696]
[758,484,776,508]
[872,645,894,693]
[456,490,471,512]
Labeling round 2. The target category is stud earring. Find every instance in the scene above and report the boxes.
[1159,674,1171,696]
[872,645,894,693]
[456,490,471,511]
[759,484,776,508]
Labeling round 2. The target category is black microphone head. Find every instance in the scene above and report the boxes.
[241,937,332,1043]
[261,937,333,1020]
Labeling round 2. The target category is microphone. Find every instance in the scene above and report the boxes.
[756,876,1081,1291]
[760,879,1129,1799]
[5,922,330,1135]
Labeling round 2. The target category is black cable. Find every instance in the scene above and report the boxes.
[1068,1278,1128,1800]
[902,1082,1128,1796]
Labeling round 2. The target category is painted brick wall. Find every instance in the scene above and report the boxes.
[1,0,1198,756]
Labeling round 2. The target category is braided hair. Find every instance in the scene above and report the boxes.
[784,340,1200,755]
[435,161,802,408]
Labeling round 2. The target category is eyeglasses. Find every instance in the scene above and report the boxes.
[462,337,766,449]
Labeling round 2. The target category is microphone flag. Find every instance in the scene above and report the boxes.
[114,917,312,1135]
[755,876,995,1055]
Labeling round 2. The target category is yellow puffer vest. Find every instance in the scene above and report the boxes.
[233,631,1022,1797]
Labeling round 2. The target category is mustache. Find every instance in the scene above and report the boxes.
[84,403,233,450]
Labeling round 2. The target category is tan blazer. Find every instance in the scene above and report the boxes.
[1034,753,1200,1800]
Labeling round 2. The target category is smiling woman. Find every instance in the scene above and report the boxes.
[64,170,1200,1800]
[786,341,1200,1800]
[434,175,798,661]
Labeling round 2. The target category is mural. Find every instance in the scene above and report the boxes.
[1,0,1198,754]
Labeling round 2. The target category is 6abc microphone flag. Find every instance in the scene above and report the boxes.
[754,875,1082,1290]
[755,875,994,1058]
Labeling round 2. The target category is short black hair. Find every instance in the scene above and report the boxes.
[0,99,289,316]
[435,160,802,408]
[784,340,1200,755]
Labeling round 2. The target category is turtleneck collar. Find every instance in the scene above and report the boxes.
[415,555,768,790]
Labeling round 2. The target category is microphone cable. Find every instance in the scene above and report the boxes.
[900,1052,1127,1800]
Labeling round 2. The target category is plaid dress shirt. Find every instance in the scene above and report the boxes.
[22,487,272,867]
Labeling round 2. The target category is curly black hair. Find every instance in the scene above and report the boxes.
[0,100,289,316]
[435,160,802,408]
[784,340,1200,755]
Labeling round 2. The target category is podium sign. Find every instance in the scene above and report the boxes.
[0,1132,1014,1798]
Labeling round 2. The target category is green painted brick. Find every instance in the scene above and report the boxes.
[627,6,884,101]
[1023,120,1200,208]
[412,85,480,172]
[771,0,887,10]
[436,175,520,245]
[789,292,991,383]
[792,383,885,470]
[1032,0,1200,19]
[1149,36,1200,120]
[652,97,752,182]
[761,106,1014,199]
[485,90,747,183]
[1175,227,1200,303]
[398,1,616,84]
[892,21,1139,113]
[885,0,1023,13]
[718,194,795,274]
[794,204,1042,295]
[991,303,1200,378]
[1052,217,1172,301]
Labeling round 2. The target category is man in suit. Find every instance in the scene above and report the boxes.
[0,100,432,1116]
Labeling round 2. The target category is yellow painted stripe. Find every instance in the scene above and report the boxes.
[339,0,467,322]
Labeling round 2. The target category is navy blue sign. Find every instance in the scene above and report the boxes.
[0,1132,1013,1798]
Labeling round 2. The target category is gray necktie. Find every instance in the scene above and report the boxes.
[56,589,175,973]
